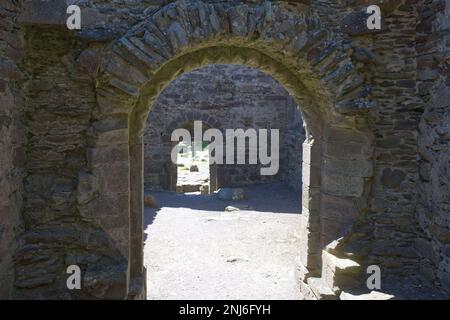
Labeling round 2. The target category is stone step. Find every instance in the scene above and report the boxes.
[295,258,318,300]
[322,250,361,290]
[295,252,363,300]
[307,277,338,300]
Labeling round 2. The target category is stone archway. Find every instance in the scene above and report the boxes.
[92,0,374,298]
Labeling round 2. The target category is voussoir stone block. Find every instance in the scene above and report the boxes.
[104,55,149,86]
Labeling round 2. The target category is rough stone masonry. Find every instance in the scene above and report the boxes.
[0,0,449,300]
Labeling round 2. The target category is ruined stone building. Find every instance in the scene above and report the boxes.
[144,64,305,192]
[0,0,449,299]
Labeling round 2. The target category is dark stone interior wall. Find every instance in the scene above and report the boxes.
[143,64,305,191]
[0,0,25,299]
[307,1,448,296]
[416,0,450,293]
[368,2,422,279]
[334,0,450,295]
[315,1,426,284]
[6,0,179,299]
[13,26,128,299]
[8,0,170,299]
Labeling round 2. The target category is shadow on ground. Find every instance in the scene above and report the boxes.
[143,182,304,300]
[144,182,302,236]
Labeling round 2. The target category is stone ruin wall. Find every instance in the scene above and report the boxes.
[331,0,450,293]
[285,97,305,192]
[0,0,448,299]
[364,0,424,282]
[143,64,305,191]
[0,0,26,299]
[0,0,25,299]
[416,0,450,292]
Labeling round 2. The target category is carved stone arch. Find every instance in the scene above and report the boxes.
[91,0,374,298]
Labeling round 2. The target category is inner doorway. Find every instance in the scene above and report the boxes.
[171,120,215,194]
[175,138,211,194]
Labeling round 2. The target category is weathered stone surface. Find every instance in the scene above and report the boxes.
[324,158,373,178]
[18,0,68,26]
[0,0,24,299]
[77,171,98,206]
[324,141,373,160]
[341,8,387,36]
[0,61,24,80]
[323,174,365,197]
[381,168,406,189]
[83,263,128,299]
[76,48,102,78]
[416,3,450,289]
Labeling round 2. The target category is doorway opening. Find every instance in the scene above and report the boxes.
[174,121,211,194]
[143,64,306,299]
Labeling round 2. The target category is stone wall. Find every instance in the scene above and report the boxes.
[368,0,422,278]
[144,64,305,191]
[332,0,450,296]
[11,23,132,298]
[0,0,25,299]
[416,0,450,293]
[285,97,305,192]
[327,1,426,283]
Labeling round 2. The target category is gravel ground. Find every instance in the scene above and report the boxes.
[144,182,304,300]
